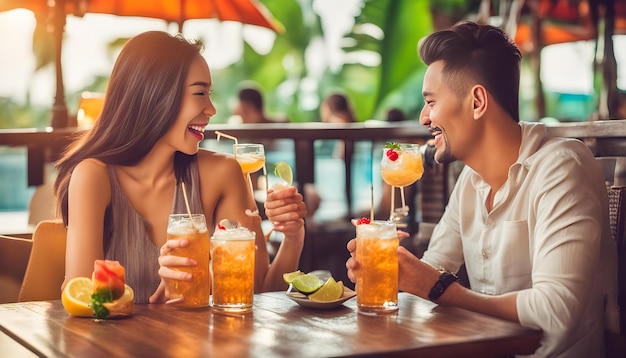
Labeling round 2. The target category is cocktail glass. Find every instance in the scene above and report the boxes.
[234,143,266,215]
[355,220,399,315]
[164,214,210,308]
[210,226,256,314]
[380,143,423,227]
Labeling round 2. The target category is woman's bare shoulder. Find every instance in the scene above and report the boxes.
[73,158,107,174]
[197,149,241,174]
[72,158,110,186]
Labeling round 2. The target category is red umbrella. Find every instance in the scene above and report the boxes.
[0,0,282,128]
[514,0,626,52]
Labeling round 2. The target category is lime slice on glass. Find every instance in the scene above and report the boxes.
[274,161,293,186]
[283,270,303,284]
[308,277,344,302]
[291,273,323,294]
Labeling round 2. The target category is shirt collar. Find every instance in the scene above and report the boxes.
[468,121,547,191]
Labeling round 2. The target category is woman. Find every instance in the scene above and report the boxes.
[320,93,356,124]
[54,31,306,304]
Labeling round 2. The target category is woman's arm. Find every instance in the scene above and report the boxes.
[63,158,111,289]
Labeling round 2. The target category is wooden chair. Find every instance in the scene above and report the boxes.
[17,220,67,302]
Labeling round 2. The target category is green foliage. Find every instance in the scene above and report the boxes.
[0,98,49,129]
[342,0,433,120]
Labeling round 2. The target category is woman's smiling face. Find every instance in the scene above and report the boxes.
[162,55,216,155]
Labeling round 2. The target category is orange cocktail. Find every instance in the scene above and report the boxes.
[380,143,424,226]
[210,226,256,314]
[380,145,423,187]
[234,144,265,174]
[165,214,210,308]
[355,220,399,315]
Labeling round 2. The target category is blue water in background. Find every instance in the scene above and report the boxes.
[0,140,383,223]
[0,148,35,211]
[202,139,382,222]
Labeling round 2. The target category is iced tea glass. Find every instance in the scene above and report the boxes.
[165,214,210,308]
[210,226,256,314]
[355,220,399,315]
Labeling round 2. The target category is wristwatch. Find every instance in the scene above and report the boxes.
[428,271,459,302]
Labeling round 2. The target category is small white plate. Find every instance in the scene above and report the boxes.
[286,286,356,310]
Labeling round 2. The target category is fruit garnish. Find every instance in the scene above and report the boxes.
[92,260,125,300]
[383,142,401,150]
[273,161,293,186]
[351,217,371,226]
[91,260,128,319]
[283,270,304,284]
[291,273,324,294]
[62,277,134,318]
[308,277,344,302]
[62,277,96,317]
[386,149,399,161]
[218,219,239,229]
[102,285,134,317]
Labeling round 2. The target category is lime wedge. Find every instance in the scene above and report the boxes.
[308,277,344,302]
[274,161,293,186]
[291,273,323,294]
[282,270,304,284]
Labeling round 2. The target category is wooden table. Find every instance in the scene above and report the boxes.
[0,292,541,358]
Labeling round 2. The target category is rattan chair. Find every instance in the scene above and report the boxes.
[17,220,67,302]
[607,186,626,357]
[608,186,626,330]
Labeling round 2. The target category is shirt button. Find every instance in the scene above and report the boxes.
[482,250,488,259]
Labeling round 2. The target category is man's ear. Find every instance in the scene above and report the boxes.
[471,85,488,120]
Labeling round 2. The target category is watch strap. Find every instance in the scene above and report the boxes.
[428,271,458,302]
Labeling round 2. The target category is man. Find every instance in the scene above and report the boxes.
[233,87,275,124]
[346,21,619,357]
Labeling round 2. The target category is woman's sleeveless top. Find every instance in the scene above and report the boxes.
[104,159,203,303]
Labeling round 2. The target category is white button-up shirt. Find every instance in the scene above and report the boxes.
[422,122,619,357]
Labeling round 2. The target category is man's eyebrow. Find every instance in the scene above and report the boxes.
[422,90,433,97]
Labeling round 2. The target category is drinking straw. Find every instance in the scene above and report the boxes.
[370,184,374,221]
[180,181,197,229]
[370,143,374,221]
[215,131,238,145]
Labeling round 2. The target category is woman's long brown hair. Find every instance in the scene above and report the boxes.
[54,31,203,225]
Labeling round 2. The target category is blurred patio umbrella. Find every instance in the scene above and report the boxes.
[0,0,282,128]
[513,0,626,52]
[514,0,626,120]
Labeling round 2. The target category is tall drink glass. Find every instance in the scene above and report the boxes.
[165,214,210,308]
[210,226,256,314]
[355,220,399,315]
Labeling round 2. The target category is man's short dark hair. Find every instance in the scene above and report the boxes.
[418,21,522,122]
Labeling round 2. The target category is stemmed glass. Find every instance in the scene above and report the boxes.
[380,143,424,226]
[234,143,266,216]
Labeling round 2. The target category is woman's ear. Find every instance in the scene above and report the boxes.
[471,85,488,120]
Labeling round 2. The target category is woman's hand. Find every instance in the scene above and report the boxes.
[264,186,306,239]
[151,239,197,304]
